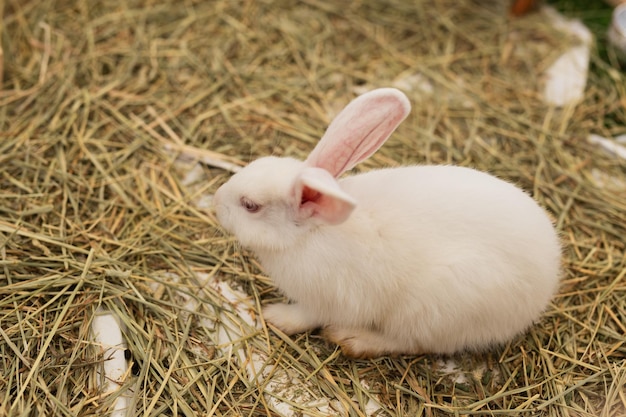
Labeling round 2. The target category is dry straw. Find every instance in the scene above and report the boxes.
[1,0,625,416]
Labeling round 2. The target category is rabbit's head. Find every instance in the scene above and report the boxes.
[213,88,411,252]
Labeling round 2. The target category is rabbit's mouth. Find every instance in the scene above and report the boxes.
[213,205,232,233]
[212,189,232,232]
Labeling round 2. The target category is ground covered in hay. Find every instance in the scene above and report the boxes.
[1,0,625,416]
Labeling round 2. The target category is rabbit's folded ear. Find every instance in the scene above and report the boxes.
[306,88,411,177]
[293,167,357,225]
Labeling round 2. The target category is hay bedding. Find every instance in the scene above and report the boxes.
[1,0,625,416]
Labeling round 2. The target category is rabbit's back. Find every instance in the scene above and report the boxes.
[311,165,562,353]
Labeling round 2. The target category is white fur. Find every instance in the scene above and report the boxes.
[213,89,561,358]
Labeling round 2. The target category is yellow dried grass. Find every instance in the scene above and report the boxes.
[1,0,625,416]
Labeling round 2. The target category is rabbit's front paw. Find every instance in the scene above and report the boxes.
[262,303,320,335]
[323,326,420,359]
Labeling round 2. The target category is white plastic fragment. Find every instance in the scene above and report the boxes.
[164,142,242,173]
[590,168,626,190]
[608,4,626,62]
[437,359,468,384]
[179,161,206,186]
[91,309,130,417]
[194,194,214,209]
[391,73,434,96]
[588,133,626,160]
[542,6,593,107]
[358,379,384,415]
[436,358,499,386]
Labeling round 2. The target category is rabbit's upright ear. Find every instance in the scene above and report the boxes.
[305,88,411,178]
[292,167,357,225]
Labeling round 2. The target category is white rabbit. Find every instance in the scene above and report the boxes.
[213,88,561,358]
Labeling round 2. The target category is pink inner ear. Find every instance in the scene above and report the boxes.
[306,88,411,177]
[294,168,357,225]
[301,186,321,205]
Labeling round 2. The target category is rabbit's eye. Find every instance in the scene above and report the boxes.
[240,197,261,213]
